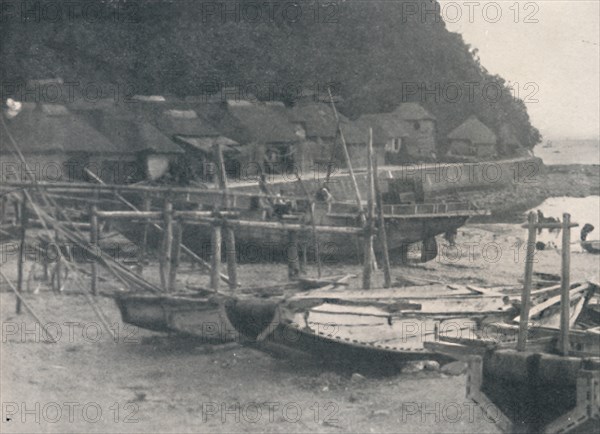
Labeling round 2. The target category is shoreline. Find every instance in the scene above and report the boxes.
[460,163,600,224]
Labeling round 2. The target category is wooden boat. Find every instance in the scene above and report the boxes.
[120,200,482,263]
[114,290,236,343]
[222,283,568,368]
[113,278,344,342]
[425,281,599,359]
[222,280,600,369]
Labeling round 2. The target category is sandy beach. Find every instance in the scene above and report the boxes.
[2,193,599,433]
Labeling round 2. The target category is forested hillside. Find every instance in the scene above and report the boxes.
[0,0,541,147]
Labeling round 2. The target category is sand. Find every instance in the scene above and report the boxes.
[2,166,599,433]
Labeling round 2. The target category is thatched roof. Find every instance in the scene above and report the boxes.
[1,103,120,155]
[175,135,239,154]
[195,100,302,145]
[84,110,183,154]
[153,109,220,138]
[393,103,436,121]
[288,102,339,139]
[355,113,409,145]
[288,101,367,144]
[447,115,497,145]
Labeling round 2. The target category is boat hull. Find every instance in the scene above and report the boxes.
[119,214,470,263]
[222,288,513,368]
[114,292,236,343]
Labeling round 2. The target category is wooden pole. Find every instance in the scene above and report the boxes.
[373,158,392,288]
[141,194,150,262]
[210,223,222,291]
[328,88,364,213]
[294,173,321,277]
[301,242,307,273]
[82,168,235,286]
[54,230,62,292]
[213,141,231,210]
[362,129,375,290]
[90,205,98,295]
[169,221,182,291]
[517,211,537,351]
[16,194,27,314]
[162,200,173,292]
[287,230,300,280]
[225,223,237,291]
[559,213,571,356]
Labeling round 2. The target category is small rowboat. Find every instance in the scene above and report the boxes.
[114,290,236,343]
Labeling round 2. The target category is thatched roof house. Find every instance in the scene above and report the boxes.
[79,106,183,181]
[1,102,121,181]
[355,102,437,163]
[393,102,436,121]
[447,115,497,159]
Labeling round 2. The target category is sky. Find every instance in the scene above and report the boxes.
[442,0,600,140]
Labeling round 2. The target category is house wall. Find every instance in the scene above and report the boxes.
[448,139,473,156]
[448,140,497,159]
[1,153,70,182]
[476,143,497,158]
[401,119,436,158]
[347,144,385,168]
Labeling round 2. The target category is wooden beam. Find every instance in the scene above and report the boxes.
[287,230,300,280]
[374,157,392,288]
[16,194,27,313]
[362,128,375,290]
[90,205,98,295]
[169,221,182,291]
[210,223,222,291]
[328,88,364,214]
[559,213,572,355]
[141,194,150,262]
[163,200,173,292]
[225,224,237,292]
[82,168,235,285]
[517,211,537,351]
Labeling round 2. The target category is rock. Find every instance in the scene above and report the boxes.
[441,361,468,376]
[401,361,424,373]
[351,373,366,383]
[348,393,359,403]
[423,360,440,371]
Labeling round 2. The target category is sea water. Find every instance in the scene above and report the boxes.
[527,196,600,251]
[534,139,599,165]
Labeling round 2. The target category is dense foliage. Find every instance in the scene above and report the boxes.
[0,0,541,147]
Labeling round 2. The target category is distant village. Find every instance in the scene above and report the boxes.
[1,79,532,185]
